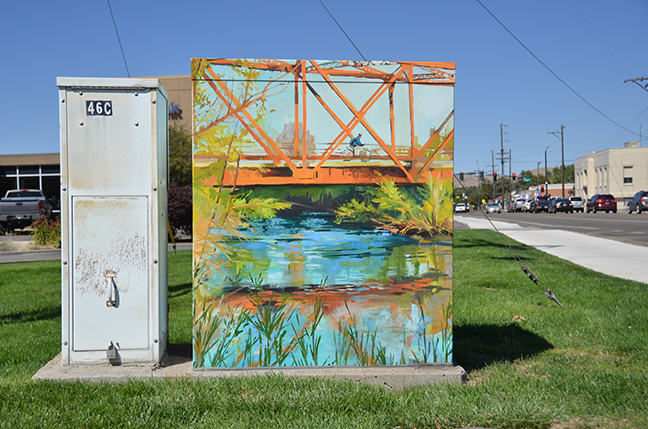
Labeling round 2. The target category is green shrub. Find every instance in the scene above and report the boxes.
[30,216,61,247]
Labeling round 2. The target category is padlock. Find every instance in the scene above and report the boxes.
[106,341,118,360]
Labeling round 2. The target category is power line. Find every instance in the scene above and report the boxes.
[107,0,130,78]
[316,0,367,61]
[568,0,633,76]
[474,0,641,137]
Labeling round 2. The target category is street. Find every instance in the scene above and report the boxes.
[457,210,648,247]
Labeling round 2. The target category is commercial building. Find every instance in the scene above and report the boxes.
[0,153,61,209]
[0,75,191,212]
[575,141,648,208]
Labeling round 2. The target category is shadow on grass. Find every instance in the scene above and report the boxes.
[169,282,191,299]
[454,323,553,372]
[0,306,61,325]
[454,237,528,253]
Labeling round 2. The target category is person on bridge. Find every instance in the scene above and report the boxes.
[349,133,364,155]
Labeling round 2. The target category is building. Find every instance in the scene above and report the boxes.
[0,75,192,213]
[575,141,648,208]
[155,75,191,130]
[0,153,61,209]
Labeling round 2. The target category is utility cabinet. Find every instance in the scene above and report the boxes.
[58,77,169,365]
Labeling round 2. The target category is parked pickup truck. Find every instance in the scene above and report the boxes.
[0,189,53,232]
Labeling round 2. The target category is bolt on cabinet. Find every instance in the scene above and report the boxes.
[58,77,169,365]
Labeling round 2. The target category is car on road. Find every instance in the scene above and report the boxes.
[513,198,526,212]
[627,190,647,214]
[454,203,468,213]
[568,196,585,213]
[548,198,573,213]
[529,196,551,213]
[523,198,533,212]
[485,202,502,214]
[586,194,617,213]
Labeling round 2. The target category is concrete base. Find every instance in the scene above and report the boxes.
[33,344,466,388]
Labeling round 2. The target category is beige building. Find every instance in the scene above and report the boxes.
[156,75,191,130]
[575,141,648,208]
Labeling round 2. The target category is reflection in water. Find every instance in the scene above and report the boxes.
[207,214,451,292]
[201,214,453,367]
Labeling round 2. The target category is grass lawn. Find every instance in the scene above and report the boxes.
[1,229,647,428]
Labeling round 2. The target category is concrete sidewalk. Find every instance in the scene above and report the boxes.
[456,216,648,285]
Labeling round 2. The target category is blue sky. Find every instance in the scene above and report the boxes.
[1,0,646,175]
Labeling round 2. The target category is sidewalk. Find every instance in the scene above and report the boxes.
[456,216,648,284]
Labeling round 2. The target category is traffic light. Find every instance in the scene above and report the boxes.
[493,173,497,181]
[480,171,484,180]
[459,172,464,181]
[540,185,544,193]
[512,173,516,181]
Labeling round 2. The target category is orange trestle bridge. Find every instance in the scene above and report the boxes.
[194,59,455,186]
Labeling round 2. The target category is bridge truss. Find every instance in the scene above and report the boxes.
[193,58,455,186]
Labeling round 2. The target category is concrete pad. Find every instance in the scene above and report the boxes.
[457,217,648,284]
[33,345,466,388]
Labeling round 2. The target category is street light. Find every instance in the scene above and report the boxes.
[537,162,541,194]
[545,146,553,196]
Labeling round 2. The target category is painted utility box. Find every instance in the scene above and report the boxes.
[58,77,169,365]
[192,59,454,369]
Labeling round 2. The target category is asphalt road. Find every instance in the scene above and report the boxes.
[0,235,192,264]
[457,210,648,247]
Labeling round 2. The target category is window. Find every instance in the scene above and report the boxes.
[624,166,633,184]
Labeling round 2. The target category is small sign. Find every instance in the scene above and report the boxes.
[523,177,532,182]
[86,100,112,116]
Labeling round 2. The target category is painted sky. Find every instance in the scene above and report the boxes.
[1,0,646,174]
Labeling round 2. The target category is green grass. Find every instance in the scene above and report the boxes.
[1,230,647,428]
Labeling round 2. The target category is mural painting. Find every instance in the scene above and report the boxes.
[192,58,455,368]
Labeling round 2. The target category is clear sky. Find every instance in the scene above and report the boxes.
[1,0,646,175]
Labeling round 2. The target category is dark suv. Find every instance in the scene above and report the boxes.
[627,190,648,214]
[529,195,551,213]
[586,194,617,213]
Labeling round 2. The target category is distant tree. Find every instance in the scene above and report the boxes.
[169,124,192,186]
[549,164,574,184]
[168,124,192,238]
[168,183,192,237]
[520,169,545,185]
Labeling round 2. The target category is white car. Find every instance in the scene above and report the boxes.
[485,202,502,214]
[455,203,468,213]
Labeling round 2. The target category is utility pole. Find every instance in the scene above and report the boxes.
[624,77,648,93]
[500,123,508,202]
[508,149,512,197]
[491,150,496,199]
[548,125,565,197]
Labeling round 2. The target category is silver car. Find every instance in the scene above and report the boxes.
[485,202,502,214]
[568,196,584,213]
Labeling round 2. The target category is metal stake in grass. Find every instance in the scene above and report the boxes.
[454,174,563,307]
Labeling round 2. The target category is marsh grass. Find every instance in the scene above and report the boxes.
[1,231,648,428]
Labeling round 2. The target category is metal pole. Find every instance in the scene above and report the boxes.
[508,149,512,197]
[492,150,496,199]
[561,125,565,197]
[500,124,506,202]
[544,145,550,196]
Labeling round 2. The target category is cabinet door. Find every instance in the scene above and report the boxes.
[72,196,149,351]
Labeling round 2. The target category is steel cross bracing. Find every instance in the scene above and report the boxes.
[194,59,455,186]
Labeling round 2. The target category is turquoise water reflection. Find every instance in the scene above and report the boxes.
[207,214,451,291]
